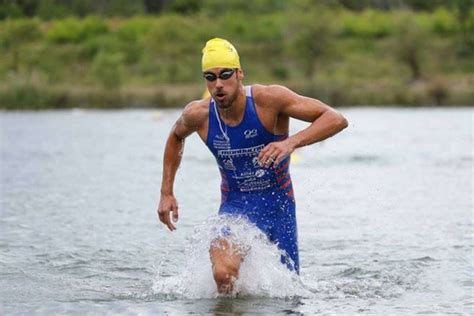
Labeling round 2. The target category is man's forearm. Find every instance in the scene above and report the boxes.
[160,131,185,195]
[290,110,348,148]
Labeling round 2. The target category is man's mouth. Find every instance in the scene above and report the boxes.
[215,92,226,101]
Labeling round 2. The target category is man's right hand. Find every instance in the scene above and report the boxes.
[157,194,179,231]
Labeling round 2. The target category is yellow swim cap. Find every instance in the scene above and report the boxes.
[202,38,241,72]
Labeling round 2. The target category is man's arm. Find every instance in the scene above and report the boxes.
[157,101,207,231]
[258,85,348,167]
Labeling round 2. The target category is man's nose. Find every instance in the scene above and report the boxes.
[215,78,224,88]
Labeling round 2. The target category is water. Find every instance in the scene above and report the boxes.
[0,107,472,314]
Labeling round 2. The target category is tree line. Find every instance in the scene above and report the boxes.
[1,0,471,20]
[0,1,472,108]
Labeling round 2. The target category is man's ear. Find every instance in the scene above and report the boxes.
[237,69,244,81]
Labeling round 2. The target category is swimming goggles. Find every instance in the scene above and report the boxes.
[202,69,236,82]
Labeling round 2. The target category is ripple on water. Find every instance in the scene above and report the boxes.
[306,256,436,301]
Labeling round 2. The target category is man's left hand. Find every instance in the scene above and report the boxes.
[258,138,297,168]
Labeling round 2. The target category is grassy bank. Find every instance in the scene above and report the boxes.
[1,7,473,109]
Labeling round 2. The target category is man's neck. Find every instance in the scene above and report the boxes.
[217,85,246,126]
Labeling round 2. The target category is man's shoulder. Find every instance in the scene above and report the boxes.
[182,98,210,125]
[251,84,295,108]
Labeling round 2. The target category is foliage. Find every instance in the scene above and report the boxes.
[36,0,72,20]
[3,0,146,19]
[164,0,202,14]
[47,16,109,43]
[0,19,41,71]
[286,7,339,78]
[0,7,472,108]
[0,18,41,48]
[0,0,462,20]
[341,9,395,37]
[143,14,203,83]
[455,0,474,56]
[116,17,154,42]
[392,12,429,80]
[92,51,125,89]
[0,72,67,109]
[114,17,154,63]
[429,8,459,35]
[201,0,287,15]
[0,1,24,19]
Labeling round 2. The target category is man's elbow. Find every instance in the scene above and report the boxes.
[340,115,349,130]
[333,111,348,132]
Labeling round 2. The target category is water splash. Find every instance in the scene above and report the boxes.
[152,215,309,299]
[152,215,432,302]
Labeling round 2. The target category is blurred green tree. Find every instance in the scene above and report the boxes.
[402,0,447,11]
[0,19,41,71]
[144,0,167,14]
[36,0,71,19]
[33,0,145,19]
[455,0,474,56]
[0,0,38,19]
[337,0,447,11]
[46,16,109,43]
[103,0,145,16]
[0,1,23,19]
[286,5,338,79]
[144,15,200,82]
[164,0,201,14]
[392,13,428,80]
[92,51,125,90]
[202,0,287,15]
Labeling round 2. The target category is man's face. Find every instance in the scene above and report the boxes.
[203,68,243,109]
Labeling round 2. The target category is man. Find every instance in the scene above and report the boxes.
[158,38,348,294]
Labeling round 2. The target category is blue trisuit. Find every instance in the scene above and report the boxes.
[205,85,299,273]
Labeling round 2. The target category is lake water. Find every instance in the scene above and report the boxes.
[0,107,472,314]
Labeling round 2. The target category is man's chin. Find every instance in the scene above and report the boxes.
[215,100,231,109]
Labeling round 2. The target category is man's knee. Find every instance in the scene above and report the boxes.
[212,262,239,284]
[209,238,242,293]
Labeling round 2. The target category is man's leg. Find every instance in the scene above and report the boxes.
[271,204,299,273]
[209,239,242,294]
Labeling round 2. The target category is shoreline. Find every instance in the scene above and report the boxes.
[1,80,472,110]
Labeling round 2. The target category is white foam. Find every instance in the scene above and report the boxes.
[152,215,310,299]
